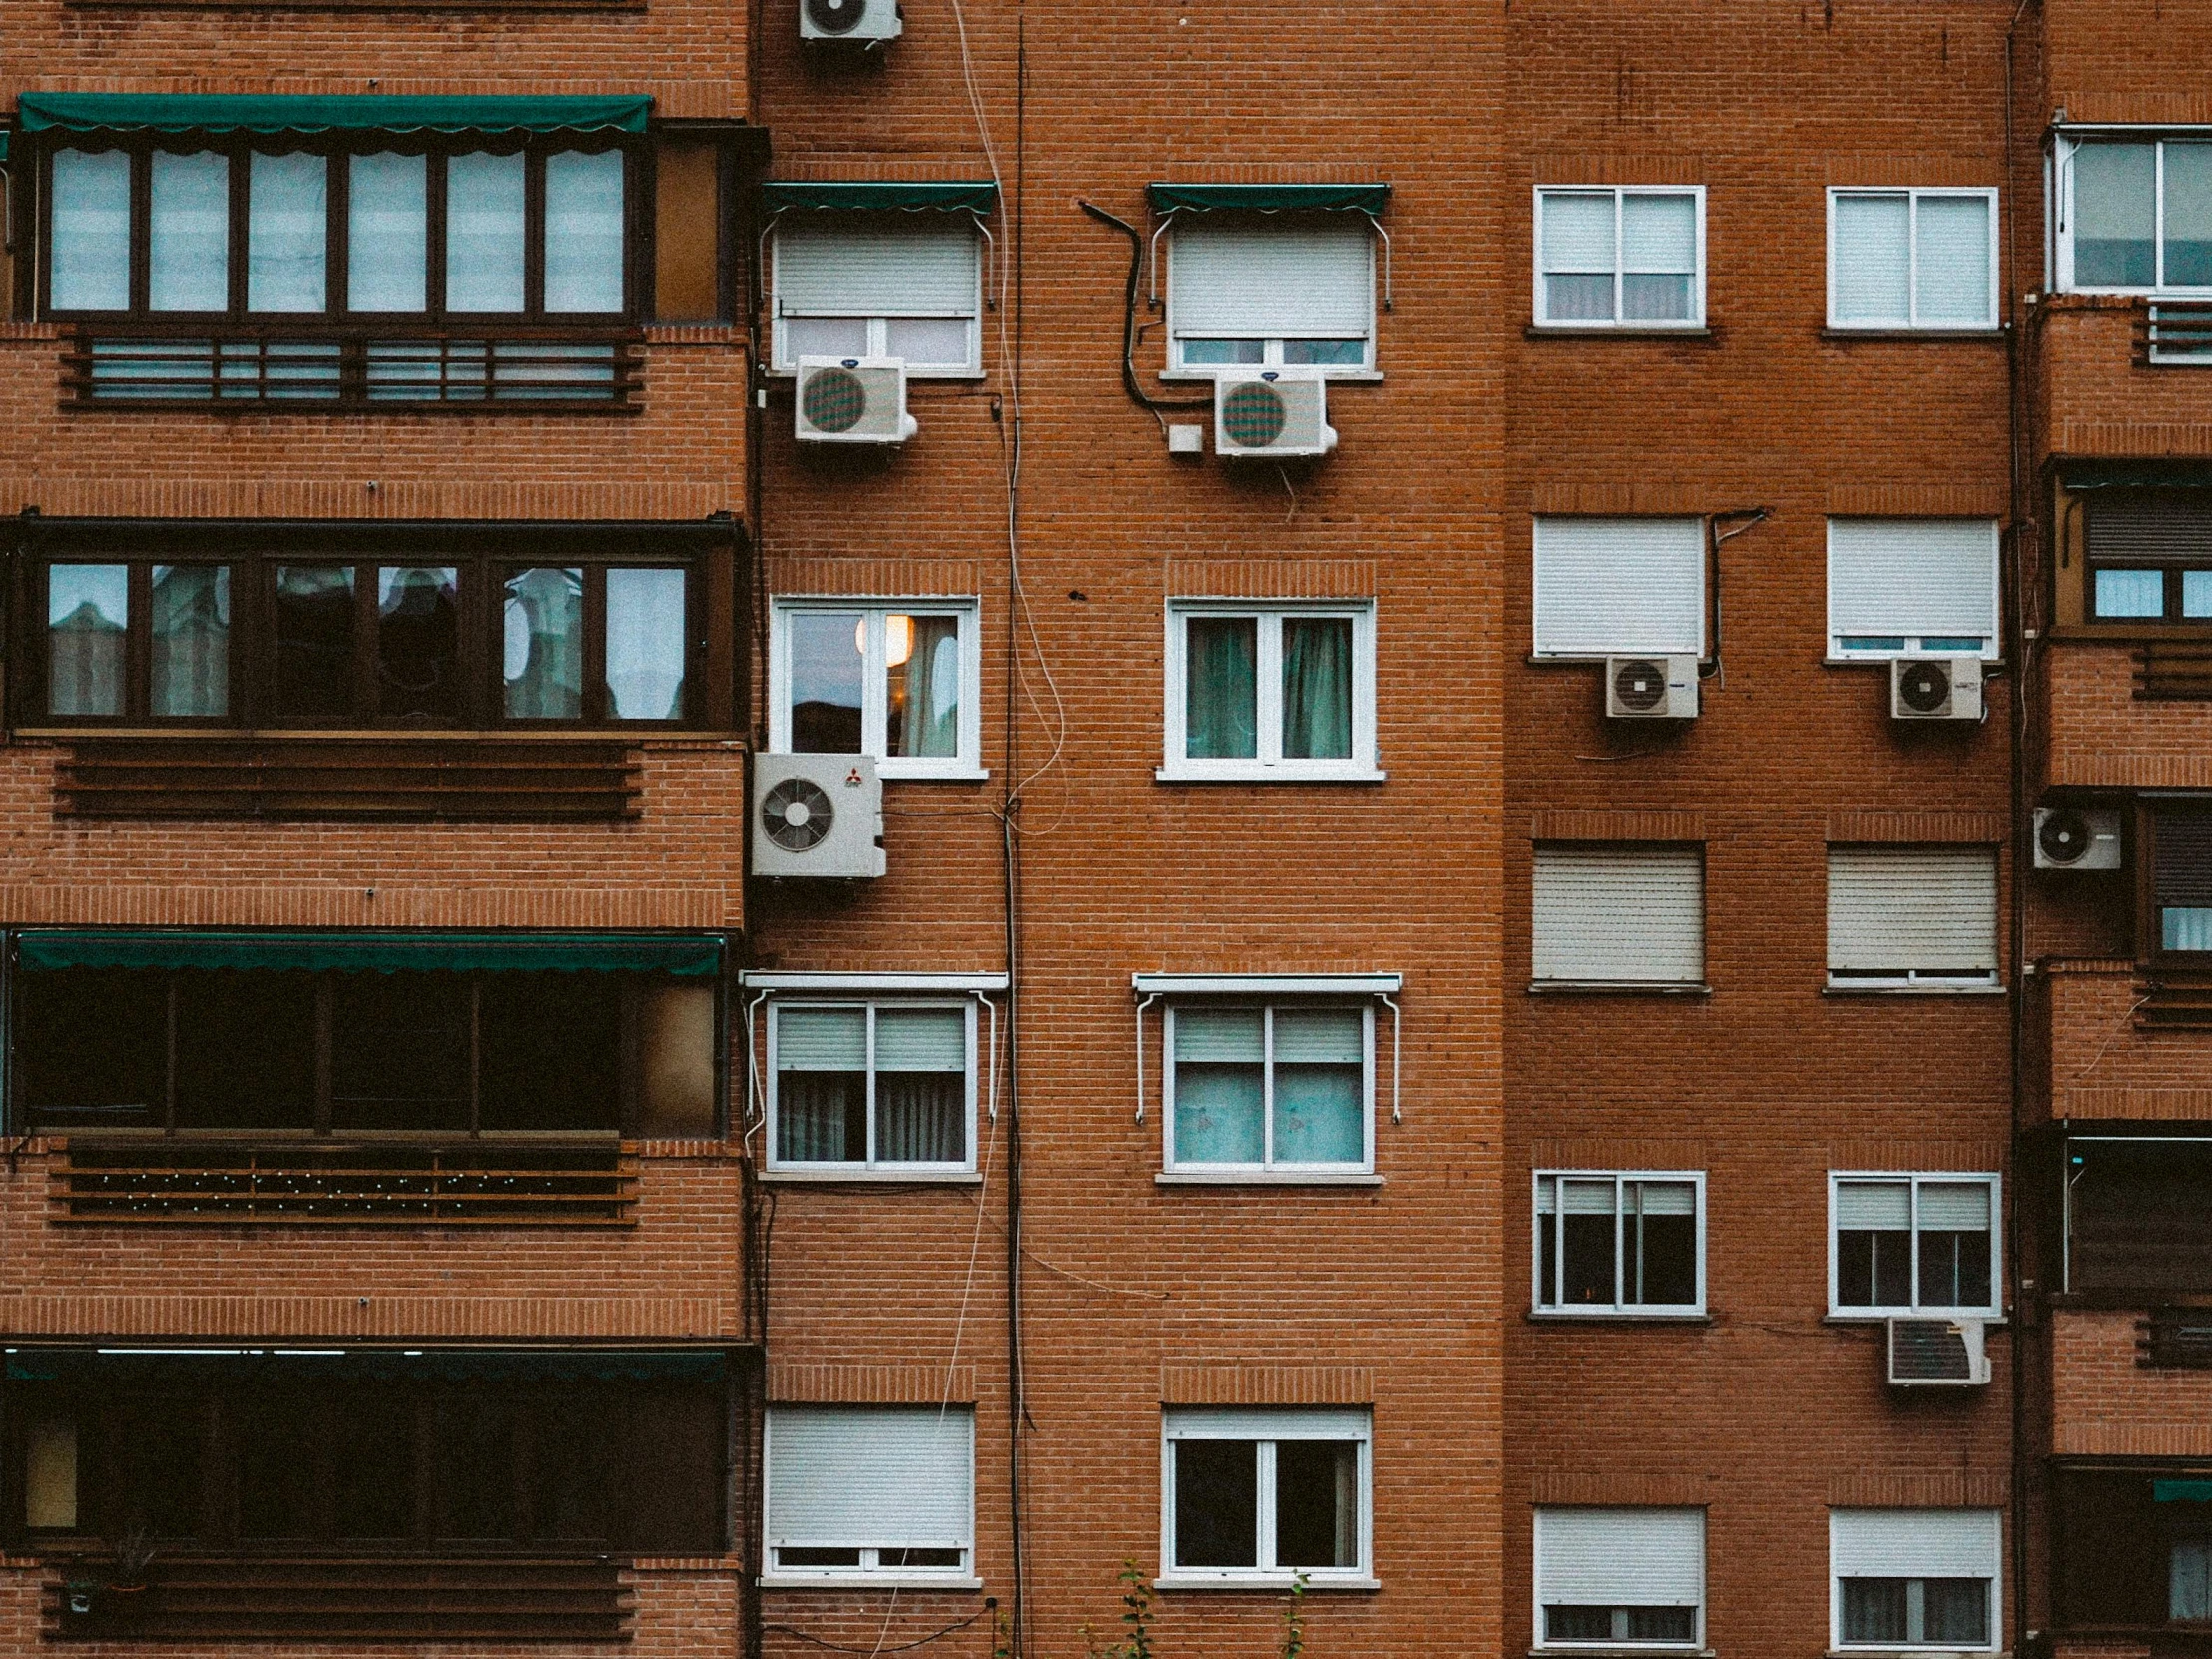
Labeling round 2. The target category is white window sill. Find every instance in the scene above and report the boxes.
[1529,980,1713,997]
[1528,1308,1709,1323]
[1823,981,2005,997]
[1156,1169,1383,1187]
[1822,324,2004,340]
[1526,652,1706,666]
[1531,1648,1713,1658]
[882,766,991,784]
[1159,368,1383,384]
[1154,1574,1380,1592]
[1824,655,2002,668]
[1825,1311,2004,1326]
[1155,765,1386,785]
[1828,1649,2004,1658]
[761,1575,985,1591]
[759,1168,984,1185]
[1525,322,1711,337]
[770,365,987,382]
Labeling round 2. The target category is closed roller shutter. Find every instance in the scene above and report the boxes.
[1536,1507,1705,1607]
[775,221,981,318]
[1828,519,1999,645]
[2088,494,2212,564]
[765,1405,973,1549]
[2156,811,2212,909]
[1831,1508,2001,1579]
[1533,844,1705,985]
[1164,1407,1370,1442]
[1168,220,1374,339]
[1827,847,1998,976]
[1532,518,1705,658]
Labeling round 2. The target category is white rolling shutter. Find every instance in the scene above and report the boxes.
[1537,1508,1705,1607]
[1827,519,1999,648]
[1532,518,1705,657]
[1533,845,1705,985]
[775,220,981,318]
[1831,1509,2001,1579]
[1916,1181,1991,1231]
[1833,192,1912,325]
[1165,1406,1370,1442]
[1835,1180,1912,1230]
[765,1405,974,1549]
[776,1006,866,1070]
[1914,195,1994,326]
[1169,220,1374,339]
[1827,847,1998,976]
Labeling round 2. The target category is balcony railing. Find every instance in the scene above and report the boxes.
[2136,301,2212,366]
[62,328,644,410]
[2137,640,2212,701]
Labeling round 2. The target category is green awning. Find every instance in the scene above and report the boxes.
[0,134,9,164]
[2156,1479,2212,1503]
[13,929,721,977]
[2063,460,2212,490]
[761,180,997,215]
[16,93,652,137]
[1147,182,1391,216]
[8,1348,730,1385]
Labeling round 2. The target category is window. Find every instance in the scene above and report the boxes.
[1530,518,1705,660]
[1534,1173,1705,1316]
[2152,809,2212,955]
[1166,218,1378,375]
[768,1001,977,1175]
[2053,1465,2212,1630]
[1533,188,1705,329]
[1161,603,1378,781]
[1829,190,1999,331]
[1832,1510,2002,1652]
[1531,844,1706,989]
[771,219,983,376]
[770,600,982,779]
[1826,846,2000,990]
[2065,1137,2212,1296]
[1160,1408,1372,1588]
[2084,493,2212,623]
[2058,137,2212,292]
[764,1406,975,1584]
[1162,1003,1374,1175]
[1830,1174,2000,1317]
[1827,519,2000,660]
[1534,1507,1705,1649]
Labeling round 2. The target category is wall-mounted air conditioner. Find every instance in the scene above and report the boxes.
[753,754,886,879]
[1886,1317,1991,1387]
[795,357,916,445]
[1212,370,1337,460]
[801,0,902,41]
[1890,657,1983,722]
[2033,806,2123,871]
[1605,655,1700,720]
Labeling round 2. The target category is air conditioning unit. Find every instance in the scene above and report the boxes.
[801,0,901,41]
[795,357,916,445]
[2034,806,2124,871]
[753,754,886,879]
[1606,655,1700,720]
[1890,657,1984,722]
[1213,370,1337,460]
[1886,1318,1991,1387]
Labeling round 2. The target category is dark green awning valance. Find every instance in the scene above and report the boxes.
[7,1347,730,1385]
[2157,1479,2212,1503]
[14,929,721,977]
[2064,460,2212,490]
[16,93,653,137]
[1147,182,1391,216]
[761,180,998,215]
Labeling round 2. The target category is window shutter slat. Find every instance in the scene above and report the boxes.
[1532,845,1705,984]
[1827,520,2000,642]
[1834,194,1911,324]
[1164,1407,1368,1441]
[1914,195,1993,325]
[766,1406,973,1548]
[776,222,981,318]
[2089,496,2212,564]
[1830,1509,2001,1579]
[1835,1180,1913,1229]
[1272,1009,1364,1064]
[1917,1182,1990,1230]
[777,1007,866,1070]
[873,1007,967,1072]
[1826,847,1998,974]
[1536,1508,1705,1606]
[1531,518,1705,657]
[1174,1008,1264,1063]
[1562,1178,1617,1216]
[1169,221,1373,338]
[2157,811,2212,907]
[1635,1181,1697,1217]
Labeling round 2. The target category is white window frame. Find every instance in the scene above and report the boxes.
[1531,186,1708,331]
[1829,1509,2003,1654]
[1827,1172,2003,1320]
[1827,188,2002,332]
[1160,218,1382,381]
[2054,131,2212,296]
[1533,1507,1707,1652]
[769,597,986,781]
[768,219,986,378]
[762,1404,978,1589]
[764,997,981,1179]
[1157,1407,1375,1590]
[1159,1001,1377,1179]
[1824,845,2002,993]
[1158,600,1381,783]
[1825,520,2002,662]
[1531,1171,1708,1318]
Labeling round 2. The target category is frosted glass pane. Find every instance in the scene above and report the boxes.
[884,317,971,366]
[1833,194,1910,323]
[2096,568,2165,618]
[1915,195,1992,324]
[248,153,327,313]
[1622,194,1695,272]
[50,151,132,312]
[349,154,427,312]
[1541,193,1615,271]
[445,152,525,314]
[2074,143,2155,286]
[2167,143,2212,287]
[544,150,624,313]
[606,567,685,720]
[788,317,869,359]
[149,152,229,313]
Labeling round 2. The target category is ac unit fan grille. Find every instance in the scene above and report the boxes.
[805,0,866,32]
[1613,659,1669,712]
[2039,809,2093,865]
[761,777,835,851]
[802,366,869,434]
[1898,661,1952,713]
[1889,1319,1976,1382]
[1221,381,1288,448]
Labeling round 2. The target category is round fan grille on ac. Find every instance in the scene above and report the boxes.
[806,0,866,32]
[2038,808,2093,866]
[762,778,836,852]
[803,366,869,433]
[1220,381,1288,448]
[1613,659,1667,712]
[1898,661,1952,713]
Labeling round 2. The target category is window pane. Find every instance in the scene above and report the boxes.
[151,564,230,718]
[503,568,584,719]
[777,1007,866,1162]
[2075,143,2157,286]
[2095,567,2167,618]
[50,150,132,312]
[1839,1229,1913,1307]
[334,1398,416,1539]
[887,615,961,759]
[1834,193,1911,323]
[1541,192,1616,272]
[1622,194,1696,272]
[1180,338,1265,365]
[149,151,229,313]
[1545,274,1615,321]
[348,153,428,312]
[275,566,356,720]
[1621,272,1692,321]
[1627,1181,1698,1306]
[789,610,865,752]
[1626,1609,1695,1642]
[884,317,971,366]
[248,153,328,313]
[544,150,625,313]
[1275,1440,1357,1570]
[606,567,687,720]
[377,566,462,722]
[1916,195,1992,325]
[174,968,315,1130]
[1918,1232,1991,1308]
[2174,1542,2212,1622]
[1843,1580,1910,1645]
[2169,144,2212,288]
[2186,571,2212,619]
[1185,616,1258,759]
[331,972,469,1130]
[1173,1439,1257,1568]
[49,565,129,718]
[1281,338,1367,365]
[445,152,526,313]
[1173,1008,1264,1164]
[1924,1579,1989,1645]
[1560,1178,1617,1307]
[787,317,870,359]
[1281,616,1354,760]
[2168,907,2212,952]
[239,1401,318,1539]
[436,1396,520,1540]
[1545,1607,1615,1642]
[875,1006,967,1164]
[1272,1009,1364,1165]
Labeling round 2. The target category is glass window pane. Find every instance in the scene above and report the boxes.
[1185,616,1258,759]
[2167,906,2212,952]
[247,153,328,313]
[1843,1580,1910,1646]
[606,567,687,721]
[50,150,132,312]
[1621,273,1692,321]
[787,317,870,359]
[789,610,865,752]
[1560,1178,1617,1307]
[875,1005,966,1163]
[1917,1229,1991,1308]
[1838,1229,1914,1306]
[1916,195,1993,324]
[348,153,428,312]
[887,614,961,759]
[331,972,468,1130]
[2169,144,2212,288]
[48,565,128,718]
[2095,567,2167,618]
[503,567,584,719]
[445,152,526,313]
[1275,1440,1357,1570]
[1281,338,1368,366]
[1923,1579,1989,1645]
[150,565,230,718]
[1545,1608,1615,1642]
[2186,571,2212,619]
[1627,1181,1699,1306]
[334,1397,416,1540]
[1281,616,1354,760]
[1173,1007,1264,1164]
[2075,142,2157,286]
[1834,193,1911,323]
[1542,192,1616,272]
[544,150,625,314]
[1180,338,1265,365]
[376,566,461,722]
[1627,1609,1695,1642]
[884,317,971,366]
[275,566,356,720]
[2174,1543,2212,1622]
[1545,274,1615,322]
[1173,1439,1257,1568]
[1622,193,1696,273]
[1272,1008,1364,1165]
[149,152,230,313]
[776,1005,867,1162]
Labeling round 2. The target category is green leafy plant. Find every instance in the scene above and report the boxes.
[1279,1571,1308,1659]
[1076,1562,1311,1659]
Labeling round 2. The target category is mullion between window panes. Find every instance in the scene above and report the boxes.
[1906,193,1921,329]
[2158,144,2169,292]
[862,1003,878,1166]
[1611,1175,1627,1311]
[1256,616,1283,766]
[584,566,610,723]
[1259,1006,1276,1166]
[427,151,450,324]
[866,612,891,759]
[1613,192,1625,323]
[1905,1180,1923,1311]
[130,152,153,316]
[329,147,353,318]
[524,152,547,320]
[1255,1439,1278,1571]
[225,149,248,322]
[126,562,151,723]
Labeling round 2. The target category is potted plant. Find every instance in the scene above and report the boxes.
[100,1526,156,1622]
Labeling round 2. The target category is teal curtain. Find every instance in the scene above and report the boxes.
[1272,1008,1364,1163]
[1186,618,1258,760]
[2168,907,2212,952]
[1281,617,1353,760]
[1173,1007,1263,1163]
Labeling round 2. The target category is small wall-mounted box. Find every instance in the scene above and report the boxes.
[1167,424,1205,456]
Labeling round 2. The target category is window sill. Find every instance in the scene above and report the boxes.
[1822,982,2006,997]
[1525,653,1705,667]
[1827,1649,2005,1657]
[770,365,988,383]
[1155,1170,1383,1187]
[1528,981,1713,997]
[1154,1575,1380,1592]
[1824,656,2002,669]
[1530,1647,1713,1657]
[1824,1312,2005,1327]
[1158,369,1383,384]
[1154,766,1387,785]
[882,766,992,784]
[758,1169,984,1185]
[760,1575,984,1592]
[1527,1309,1713,1325]
[1524,324,1713,340]
[1820,326,2005,342]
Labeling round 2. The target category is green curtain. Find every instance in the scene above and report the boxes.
[1281,617,1353,760]
[1186,618,1258,760]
